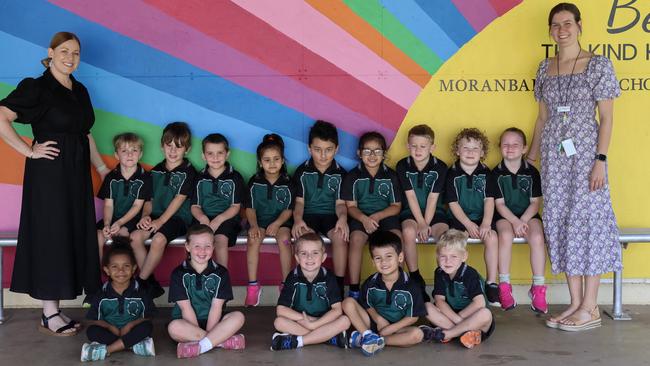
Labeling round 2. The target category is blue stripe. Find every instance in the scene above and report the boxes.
[0,0,359,163]
[414,0,475,46]
[379,0,457,60]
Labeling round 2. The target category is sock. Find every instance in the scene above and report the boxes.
[198,337,213,354]
[349,284,360,292]
[362,330,372,338]
[499,273,511,284]
[248,280,258,286]
[336,276,345,292]
[532,275,545,286]
[296,336,304,348]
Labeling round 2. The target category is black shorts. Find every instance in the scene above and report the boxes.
[149,215,187,242]
[303,214,338,235]
[493,213,542,224]
[399,210,450,226]
[449,217,496,232]
[349,215,400,235]
[212,217,242,247]
[96,215,140,233]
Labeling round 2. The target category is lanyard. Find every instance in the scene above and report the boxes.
[555,48,581,123]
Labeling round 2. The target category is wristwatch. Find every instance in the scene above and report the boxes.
[595,153,607,162]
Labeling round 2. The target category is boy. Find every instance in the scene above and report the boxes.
[191,133,245,268]
[445,128,499,305]
[292,120,348,297]
[270,232,350,351]
[422,229,495,349]
[342,231,426,357]
[396,124,449,301]
[130,122,196,298]
[97,133,151,260]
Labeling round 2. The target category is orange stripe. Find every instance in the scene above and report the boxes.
[306,0,431,88]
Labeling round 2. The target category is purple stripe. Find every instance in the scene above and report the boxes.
[451,0,497,32]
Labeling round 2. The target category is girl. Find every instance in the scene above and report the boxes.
[244,134,294,306]
[492,128,546,313]
[341,132,402,299]
[82,237,155,362]
[168,224,245,358]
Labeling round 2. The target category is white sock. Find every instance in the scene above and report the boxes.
[296,336,304,348]
[199,337,213,354]
[499,273,511,283]
[532,275,545,286]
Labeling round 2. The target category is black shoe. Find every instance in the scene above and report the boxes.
[419,325,435,343]
[270,333,298,351]
[327,331,348,349]
[486,283,500,306]
[432,327,447,343]
[141,275,165,299]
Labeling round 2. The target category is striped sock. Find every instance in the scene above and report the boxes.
[499,273,511,283]
[532,276,545,286]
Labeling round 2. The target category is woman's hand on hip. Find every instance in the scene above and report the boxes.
[31,140,59,160]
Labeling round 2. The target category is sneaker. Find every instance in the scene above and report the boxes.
[270,333,298,351]
[245,284,262,307]
[327,331,347,348]
[498,282,517,311]
[529,285,548,314]
[348,290,360,300]
[419,325,435,342]
[486,283,500,306]
[348,330,363,349]
[132,337,156,356]
[459,330,482,349]
[176,341,201,359]
[80,342,107,362]
[432,327,448,343]
[360,332,385,357]
[221,334,246,350]
[143,275,165,299]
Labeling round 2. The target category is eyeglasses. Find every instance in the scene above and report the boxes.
[361,149,384,157]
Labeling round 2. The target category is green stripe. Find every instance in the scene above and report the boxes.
[343,0,443,74]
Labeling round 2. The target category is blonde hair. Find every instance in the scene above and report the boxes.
[294,232,325,253]
[113,132,144,152]
[436,229,468,254]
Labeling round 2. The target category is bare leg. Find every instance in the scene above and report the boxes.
[327,228,348,278]
[526,219,546,277]
[168,311,245,346]
[549,275,583,322]
[42,300,75,333]
[439,308,492,340]
[274,315,350,345]
[430,223,449,241]
[97,230,106,263]
[424,302,455,329]
[384,326,423,347]
[129,229,150,270]
[342,298,371,333]
[561,275,601,325]
[401,219,419,272]
[348,231,368,286]
[213,234,229,268]
[496,220,514,277]
[138,233,168,279]
[276,228,293,280]
[246,235,263,282]
[483,230,499,283]
[106,339,126,354]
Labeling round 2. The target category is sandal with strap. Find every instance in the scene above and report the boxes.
[558,306,601,332]
[58,309,83,330]
[38,312,78,337]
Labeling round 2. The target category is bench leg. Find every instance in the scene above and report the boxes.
[604,269,631,321]
[0,247,4,324]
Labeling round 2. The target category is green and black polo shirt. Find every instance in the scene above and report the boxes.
[360,270,426,324]
[292,159,346,216]
[97,165,151,222]
[86,279,156,328]
[396,155,448,219]
[191,163,245,218]
[491,160,542,216]
[341,164,402,215]
[150,159,196,225]
[433,263,487,312]
[444,161,496,221]
[277,266,342,317]
[245,173,293,228]
[168,260,233,321]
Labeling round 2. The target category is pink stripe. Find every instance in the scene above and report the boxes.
[451,0,497,32]
[0,184,104,231]
[231,0,420,109]
[51,0,396,139]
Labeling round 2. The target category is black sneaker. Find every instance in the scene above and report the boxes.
[486,283,500,306]
[327,331,347,349]
[141,275,165,299]
[419,325,435,342]
[270,333,298,351]
[432,327,448,343]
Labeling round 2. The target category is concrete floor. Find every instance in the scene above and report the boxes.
[0,306,649,366]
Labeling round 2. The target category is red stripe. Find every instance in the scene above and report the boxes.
[488,0,522,16]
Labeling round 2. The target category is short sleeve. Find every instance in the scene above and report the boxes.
[531,167,542,198]
[408,282,427,317]
[190,178,200,206]
[396,160,412,192]
[485,171,498,199]
[341,173,355,202]
[492,172,504,200]
[390,170,402,203]
[588,56,621,101]
[432,268,446,298]
[216,268,234,301]
[168,268,188,303]
[431,161,447,194]
[326,273,342,305]
[464,269,484,300]
[138,173,152,201]
[286,175,295,210]
[277,272,296,307]
[233,172,245,205]
[533,59,548,102]
[0,78,46,124]
[243,177,255,209]
[444,172,458,204]
[292,167,305,198]
[97,176,112,200]
[178,166,196,197]
[359,278,371,309]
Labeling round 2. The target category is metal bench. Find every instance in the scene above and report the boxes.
[1,228,648,324]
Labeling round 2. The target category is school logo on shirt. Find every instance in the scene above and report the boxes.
[472,175,486,194]
[327,176,341,192]
[377,182,391,198]
[517,176,531,194]
[219,180,234,199]
[314,283,328,300]
[126,299,144,317]
[169,173,184,192]
[127,181,144,198]
[204,275,219,297]
[276,187,290,204]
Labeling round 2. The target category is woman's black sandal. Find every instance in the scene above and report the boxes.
[38,312,78,337]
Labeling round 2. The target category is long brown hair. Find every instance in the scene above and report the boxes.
[41,31,81,68]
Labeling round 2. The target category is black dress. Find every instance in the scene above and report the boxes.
[0,69,100,300]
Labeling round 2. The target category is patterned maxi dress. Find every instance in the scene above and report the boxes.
[534,55,622,276]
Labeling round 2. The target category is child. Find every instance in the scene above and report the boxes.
[191,133,245,268]
[244,134,294,306]
[270,232,350,350]
[341,132,402,299]
[492,128,546,312]
[97,133,151,261]
[130,122,196,298]
[342,231,426,356]
[422,229,495,349]
[168,224,245,358]
[292,120,348,297]
[445,128,499,305]
[396,124,449,301]
[81,237,156,362]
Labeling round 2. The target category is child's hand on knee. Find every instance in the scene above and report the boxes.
[109,222,121,235]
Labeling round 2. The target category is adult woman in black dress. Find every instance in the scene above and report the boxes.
[0,32,108,336]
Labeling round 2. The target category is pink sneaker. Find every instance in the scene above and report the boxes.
[498,282,516,310]
[528,285,548,314]
[245,284,262,307]
[177,341,200,359]
[221,334,246,350]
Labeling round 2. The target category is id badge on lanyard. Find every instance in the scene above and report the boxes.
[556,106,576,157]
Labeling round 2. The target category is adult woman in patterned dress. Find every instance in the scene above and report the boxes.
[0,32,108,335]
[527,3,622,331]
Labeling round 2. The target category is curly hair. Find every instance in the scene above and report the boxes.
[451,127,489,160]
